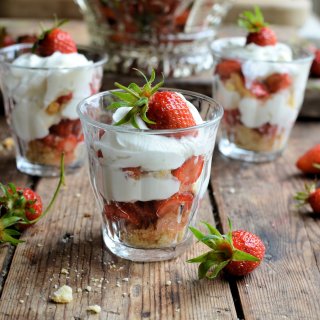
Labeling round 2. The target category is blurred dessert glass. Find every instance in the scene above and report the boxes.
[212,37,313,162]
[75,0,233,77]
[0,43,106,176]
[78,88,223,261]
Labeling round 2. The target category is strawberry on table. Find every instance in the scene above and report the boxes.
[0,155,65,244]
[295,183,320,214]
[238,6,277,47]
[296,144,320,175]
[187,219,265,278]
[33,20,77,57]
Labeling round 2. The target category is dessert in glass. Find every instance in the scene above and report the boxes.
[212,7,313,162]
[78,71,223,261]
[0,23,106,176]
[75,0,233,77]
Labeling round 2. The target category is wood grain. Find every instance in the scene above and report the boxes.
[211,122,320,320]
[0,163,237,319]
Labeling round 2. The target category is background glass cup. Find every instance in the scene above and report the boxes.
[0,44,107,177]
[78,88,223,262]
[212,37,313,162]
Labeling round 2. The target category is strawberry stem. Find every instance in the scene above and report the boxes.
[29,153,65,224]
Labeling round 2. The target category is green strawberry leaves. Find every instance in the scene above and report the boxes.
[187,220,259,279]
[106,69,163,129]
[238,6,267,33]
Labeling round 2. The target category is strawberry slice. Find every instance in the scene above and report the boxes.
[155,193,194,232]
[172,156,204,186]
[250,81,269,99]
[265,73,292,93]
[215,59,242,80]
[122,167,143,180]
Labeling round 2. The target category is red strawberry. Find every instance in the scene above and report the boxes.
[0,161,64,245]
[215,59,242,80]
[250,81,269,99]
[310,49,320,78]
[188,220,265,279]
[238,7,277,47]
[16,34,38,44]
[295,183,320,214]
[172,156,204,185]
[0,26,15,48]
[265,73,292,93]
[106,69,196,133]
[225,230,265,276]
[155,192,194,218]
[33,21,77,57]
[147,91,196,130]
[296,144,320,174]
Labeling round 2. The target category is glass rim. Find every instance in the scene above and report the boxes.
[0,43,108,70]
[211,37,314,64]
[77,88,224,135]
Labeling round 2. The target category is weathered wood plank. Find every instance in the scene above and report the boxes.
[0,118,32,294]
[0,164,237,319]
[211,121,320,320]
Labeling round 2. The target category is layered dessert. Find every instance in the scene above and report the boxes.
[213,7,312,155]
[2,22,103,169]
[89,73,216,249]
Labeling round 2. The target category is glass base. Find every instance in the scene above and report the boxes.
[102,227,193,262]
[218,138,283,163]
[16,156,83,177]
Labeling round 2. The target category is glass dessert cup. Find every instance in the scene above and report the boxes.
[212,37,314,162]
[0,43,107,176]
[78,88,223,261]
[75,0,233,77]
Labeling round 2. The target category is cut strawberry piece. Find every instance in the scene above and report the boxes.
[265,73,292,93]
[155,192,194,218]
[50,119,81,138]
[223,109,241,126]
[172,156,204,185]
[256,123,278,136]
[250,81,269,99]
[56,92,73,105]
[215,59,242,80]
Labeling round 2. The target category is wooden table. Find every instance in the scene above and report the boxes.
[0,115,319,319]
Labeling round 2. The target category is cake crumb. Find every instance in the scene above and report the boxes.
[50,285,73,304]
[87,305,101,314]
[165,280,172,286]
[19,300,24,304]
[122,277,129,282]
[85,286,92,292]
[77,288,82,293]
[60,268,69,275]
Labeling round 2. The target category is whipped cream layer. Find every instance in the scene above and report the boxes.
[95,95,211,202]
[214,38,310,129]
[7,52,94,141]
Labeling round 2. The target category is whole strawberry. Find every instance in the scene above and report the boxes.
[33,20,77,57]
[0,26,15,48]
[0,155,65,245]
[296,144,320,175]
[238,6,277,47]
[107,69,196,132]
[310,49,320,78]
[187,220,265,279]
[294,183,320,214]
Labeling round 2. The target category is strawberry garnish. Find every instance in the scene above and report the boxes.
[107,69,196,132]
[238,6,277,47]
[0,155,65,245]
[294,183,320,214]
[296,144,320,175]
[187,219,265,278]
[0,26,15,48]
[310,49,320,78]
[147,91,196,130]
[172,156,204,186]
[33,20,77,57]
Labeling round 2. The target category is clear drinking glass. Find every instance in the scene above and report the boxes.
[212,37,314,162]
[0,43,107,176]
[78,88,223,261]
